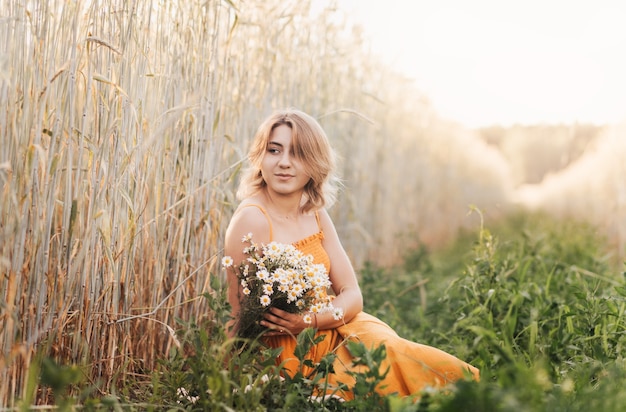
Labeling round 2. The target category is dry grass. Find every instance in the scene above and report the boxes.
[4,0,616,406]
[1,0,242,404]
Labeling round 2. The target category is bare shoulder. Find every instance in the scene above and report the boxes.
[317,208,339,236]
[225,201,272,246]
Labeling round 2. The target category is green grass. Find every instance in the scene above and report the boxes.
[4,1,623,405]
[26,212,624,411]
[360,212,626,411]
[1,2,524,403]
[1,5,622,402]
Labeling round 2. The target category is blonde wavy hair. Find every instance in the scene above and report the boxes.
[236,108,340,213]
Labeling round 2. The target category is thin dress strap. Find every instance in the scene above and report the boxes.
[314,211,322,231]
[239,203,273,241]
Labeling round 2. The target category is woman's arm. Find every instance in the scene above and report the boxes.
[223,205,272,338]
[316,208,363,327]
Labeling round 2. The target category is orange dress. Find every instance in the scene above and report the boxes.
[246,205,480,399]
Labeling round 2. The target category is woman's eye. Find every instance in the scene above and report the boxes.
[268,148,279,154]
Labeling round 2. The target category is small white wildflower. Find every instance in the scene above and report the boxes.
[311,394,345,403]
[257,269,269,281]
[271,270,283,282]
[287,290,298,302]
[260,295,271,306]
[176,387,199,404]
[292,283,303,296]
[332,307,344,320]
[221,256,233,267]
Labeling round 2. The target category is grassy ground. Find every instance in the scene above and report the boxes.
[18,212,625,411]
[4,1,624,407]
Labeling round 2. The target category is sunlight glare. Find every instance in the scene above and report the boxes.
[336,0,626,127]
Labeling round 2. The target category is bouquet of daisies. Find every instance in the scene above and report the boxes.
[222,233,343,339]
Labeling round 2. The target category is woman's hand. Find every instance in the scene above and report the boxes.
[260,307,311,336]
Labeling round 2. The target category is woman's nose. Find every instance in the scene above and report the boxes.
[278,152,291,167]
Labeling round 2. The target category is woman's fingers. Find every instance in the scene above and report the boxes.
[263,312,284,326]
[261,321,287,336]
[260,315,285,333]
[262,308,306,335]
[268,307,289,317]
[264,308,297,325]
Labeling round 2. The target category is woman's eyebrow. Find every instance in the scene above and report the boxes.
[267,141,283,147]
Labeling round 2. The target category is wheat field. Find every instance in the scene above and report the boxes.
[1,0,623,406]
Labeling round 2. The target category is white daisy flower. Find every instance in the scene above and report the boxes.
[257,269,269,281]
[332,307,344,320]
[221,256,233,267]
[287,290,298,302]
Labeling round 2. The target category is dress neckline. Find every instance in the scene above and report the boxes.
[239,203,323,245]
[292,230,324,249]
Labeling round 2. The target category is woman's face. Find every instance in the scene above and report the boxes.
[260,124,311,196]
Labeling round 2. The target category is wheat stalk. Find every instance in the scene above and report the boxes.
[2,0,621,406]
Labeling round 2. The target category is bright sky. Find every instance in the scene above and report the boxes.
[336,0,626,128]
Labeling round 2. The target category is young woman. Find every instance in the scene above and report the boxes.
[224,108,479,399]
